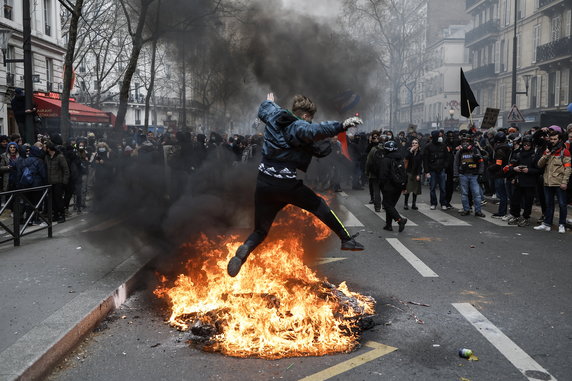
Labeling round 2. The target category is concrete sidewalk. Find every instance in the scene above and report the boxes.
[0,215,155,381]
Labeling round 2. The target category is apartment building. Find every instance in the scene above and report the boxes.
[0,0,66,136]
[464,0,571,128]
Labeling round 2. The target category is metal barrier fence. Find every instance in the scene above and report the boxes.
[0,185,53,246]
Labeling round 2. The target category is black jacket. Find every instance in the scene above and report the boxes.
[507,148,542,187]
[423,141,449,172]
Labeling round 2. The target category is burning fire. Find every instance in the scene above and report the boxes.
[154,205,375,359]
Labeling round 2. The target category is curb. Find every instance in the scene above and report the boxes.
[0,241,155,381]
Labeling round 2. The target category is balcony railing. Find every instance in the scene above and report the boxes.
[466,0,483,9]
[464,63,496,82]
[465,19,500,46]
[536,36,572,63]
[538,0,559,8]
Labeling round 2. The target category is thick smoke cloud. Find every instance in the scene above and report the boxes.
[88,0,372,274]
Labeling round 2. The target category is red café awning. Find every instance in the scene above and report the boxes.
[34,94,111,124]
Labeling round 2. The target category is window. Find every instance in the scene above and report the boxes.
[94,80,100,91]
[44,0,52,36]
[504,0,511,26]
[79,62,86,73]
[565,10,571,37]
[80,81,86,91]
[135,109,141,124]
[530,76,537,109]
[533,25,541,63]
[495,41,501,72]
[4,0,13,20]
[45,58,53,91]
[551,15,561,42]
[516,0,525,19]
[500,39,506,72]
[561,69,569,106]
[548,72,557,107]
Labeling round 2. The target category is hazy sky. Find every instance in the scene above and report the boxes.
[282,0,342,18]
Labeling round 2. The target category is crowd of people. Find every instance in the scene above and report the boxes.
[0,122,570,234]
[349,124,572,233]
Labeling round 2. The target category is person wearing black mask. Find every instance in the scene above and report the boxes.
[423,130,449,210]
[379,140,407,232]
[505,135,541,227]
[454,135,485,217]
[487,132,511,218]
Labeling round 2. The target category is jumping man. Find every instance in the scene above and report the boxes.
[227,93,365,277]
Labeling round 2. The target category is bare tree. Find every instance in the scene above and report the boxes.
[60,0,85,141]
[343,0,427,130]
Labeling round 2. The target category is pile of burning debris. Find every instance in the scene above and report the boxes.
[155,207,376,359]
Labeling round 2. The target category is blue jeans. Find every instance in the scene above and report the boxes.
[460,174,482,213]
[429,169,447,206]
[544,186,568,225]
[494,178,508,215]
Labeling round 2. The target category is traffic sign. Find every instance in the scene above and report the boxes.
[507,104,525,123]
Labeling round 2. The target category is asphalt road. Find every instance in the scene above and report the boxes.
[47,189,572,381]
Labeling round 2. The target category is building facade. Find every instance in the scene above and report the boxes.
[0,0,66,136]
[464,0,572,129]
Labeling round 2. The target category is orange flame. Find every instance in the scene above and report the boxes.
[154,202,375,359]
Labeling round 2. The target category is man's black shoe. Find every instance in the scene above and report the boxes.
[374,208,381,212]
[341,234,364,251]
[475,211,485,217]
[227,244,251,277]
[459,210,470,216]
[411,205,418,210]
[368,199,374,204]
[398,218,407,232]
[383,225,393,231]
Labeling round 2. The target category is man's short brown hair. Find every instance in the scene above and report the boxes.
[292,95,316,119]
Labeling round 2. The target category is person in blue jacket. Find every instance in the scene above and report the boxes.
[227,93,365,277]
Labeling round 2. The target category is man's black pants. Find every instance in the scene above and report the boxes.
[243,173,351,250]
[381,184,402,224]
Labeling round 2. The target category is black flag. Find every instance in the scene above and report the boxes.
[460,68,479,118]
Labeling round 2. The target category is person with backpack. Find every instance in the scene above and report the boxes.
[45,142,70,223]
[365,136,384,212]
[379,140,407,232]
[16,146,47,225]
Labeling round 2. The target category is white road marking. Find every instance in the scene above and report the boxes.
[339,204,364,227]
[415,203,470,226]
[386,238,438,277]
[317,257,347,265]
[453,303,557,381]
[451,204,514,227]
[339,191,348,197]
[364,204,418,226]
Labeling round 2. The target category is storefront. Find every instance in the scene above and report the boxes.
[33,91,115,137]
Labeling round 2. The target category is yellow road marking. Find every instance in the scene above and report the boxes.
[299,341,397,381]
[411,237,441,242]
[317,257,347,265]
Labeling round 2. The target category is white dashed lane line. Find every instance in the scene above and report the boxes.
[453,303,557,381]
[386,238,439,277]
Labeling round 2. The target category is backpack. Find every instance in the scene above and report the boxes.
[389,158,407,185]
[19,166,34,188]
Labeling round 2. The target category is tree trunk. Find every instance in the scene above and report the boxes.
[144,0,160,129]
[115,0,153,131]
[61,0,85,141]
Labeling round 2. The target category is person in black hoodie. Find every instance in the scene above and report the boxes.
[487,132,511,217]
[423,130,449,210]
[505,135,541,227]
[379,140,407,232]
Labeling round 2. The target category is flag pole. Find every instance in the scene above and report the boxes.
[467,99,474,126]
